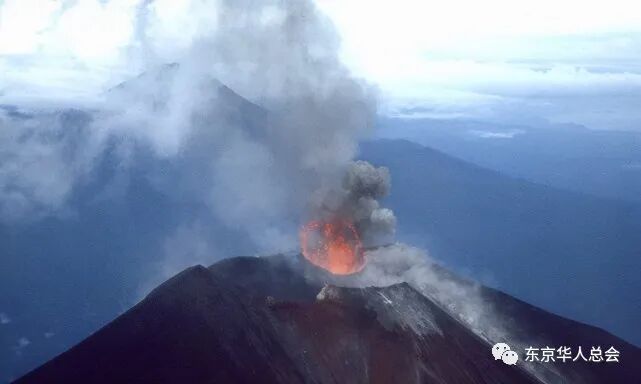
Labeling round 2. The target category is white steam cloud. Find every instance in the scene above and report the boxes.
[344,244,560,383]
[339,245,508,341]
[0,312,11,325]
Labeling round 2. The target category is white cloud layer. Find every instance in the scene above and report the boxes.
[316,0,641,129]
[1,0,640,130]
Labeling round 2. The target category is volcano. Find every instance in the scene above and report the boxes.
[300,219,365,275]
[14,249,641,384]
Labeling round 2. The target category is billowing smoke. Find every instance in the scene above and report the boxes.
[118,0,388,251]
[344,161,396,244]
[1,0,394,262]
[308,160,396,247]
[0,0,400,317]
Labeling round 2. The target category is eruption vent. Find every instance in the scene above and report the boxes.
[300,160,396,274]
[300,219,365,275]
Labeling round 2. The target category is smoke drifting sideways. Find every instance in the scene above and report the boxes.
[303,243,519,353]
[341,244,559,383]
[0,0,383,256]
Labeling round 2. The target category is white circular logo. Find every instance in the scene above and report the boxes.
[492,342,519,365]
[501,350,519,365]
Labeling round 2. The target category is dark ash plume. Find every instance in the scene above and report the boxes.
[343,160,396,246]
[309,160,397,247]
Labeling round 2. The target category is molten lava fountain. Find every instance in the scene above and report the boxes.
[300,219,365,275]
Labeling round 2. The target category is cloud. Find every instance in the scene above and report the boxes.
[0,108,103,221]
[1,0,640,131]
[28,0,375,297]
[13,337,31,355]
[0,0,142,104]
[0,0,139,61]
[316,1,641,130]
[380,61,641,130]
[0,312,10,324]
[468,129,525,139]
[0,0,62,55]
[318,0,641,78]
[622,162,641,170]
[0,3,394,325]
[0,0,380,229]
[136,221,220,298]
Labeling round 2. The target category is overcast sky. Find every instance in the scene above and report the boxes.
[1,0,641,129]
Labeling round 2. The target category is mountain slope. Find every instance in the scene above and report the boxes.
[360,139,641,346]
[0,72,269,381]
[15,254,641,384]
[15,259,537,384]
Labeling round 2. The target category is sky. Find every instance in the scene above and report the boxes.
[1,0,641,129]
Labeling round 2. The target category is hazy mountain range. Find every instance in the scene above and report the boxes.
[377,117,641,203]
[2,79,640,381]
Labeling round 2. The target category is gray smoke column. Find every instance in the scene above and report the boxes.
[0,0,398,255]
[339,161,397,246]
[117,0,394,251]
[306,159,397,247]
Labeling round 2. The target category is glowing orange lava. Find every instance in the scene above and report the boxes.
[300,219,365,275]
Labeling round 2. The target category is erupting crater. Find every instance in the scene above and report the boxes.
[300,219,365,275]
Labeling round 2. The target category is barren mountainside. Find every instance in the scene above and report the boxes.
[15,253,641,384]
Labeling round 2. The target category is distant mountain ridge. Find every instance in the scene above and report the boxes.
[376,117,641,203]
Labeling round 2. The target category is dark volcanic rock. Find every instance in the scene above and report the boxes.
[14,254,641,384]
